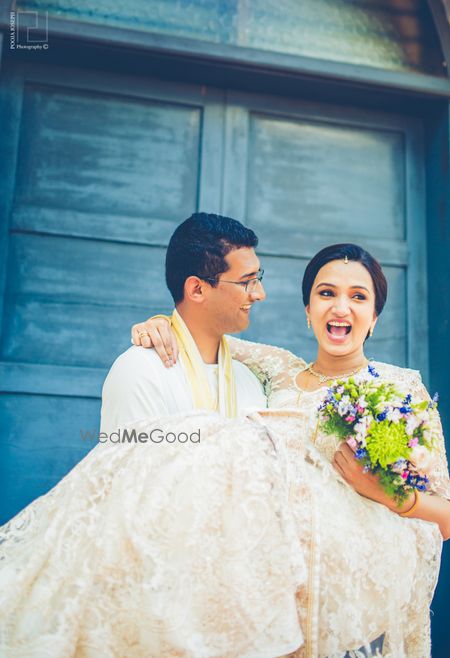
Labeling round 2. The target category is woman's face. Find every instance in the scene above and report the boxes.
[306,259,378,358]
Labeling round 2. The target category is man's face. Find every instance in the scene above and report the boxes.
[204,247,266,335]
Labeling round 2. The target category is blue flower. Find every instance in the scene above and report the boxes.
[403,394,412,405]
[399,406,412,414]
[368,364,379,378]
[428,392,440,409]
[355,448,367,460]
[377,410,388,421]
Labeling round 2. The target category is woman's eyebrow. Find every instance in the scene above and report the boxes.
[315,282,336,289]
[315,282,370,293]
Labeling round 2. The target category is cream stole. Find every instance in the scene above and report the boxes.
[154,310,237,418]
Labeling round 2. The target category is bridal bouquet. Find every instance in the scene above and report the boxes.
[318,365,439,503]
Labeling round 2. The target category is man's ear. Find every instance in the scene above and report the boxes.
[184,276,207,303]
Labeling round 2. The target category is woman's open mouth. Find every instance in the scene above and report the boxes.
[326,321,352,342]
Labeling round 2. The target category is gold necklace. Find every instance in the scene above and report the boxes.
[306,360,368,385]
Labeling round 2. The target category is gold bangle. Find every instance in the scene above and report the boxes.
[399,490,420,517]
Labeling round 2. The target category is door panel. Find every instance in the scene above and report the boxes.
[0,394,100,519]
[247,114,405,241]
[222,90,425,373]
[0,64,225,522]
[3,234,169,368]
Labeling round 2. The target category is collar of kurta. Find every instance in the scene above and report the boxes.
[151,309,237,418]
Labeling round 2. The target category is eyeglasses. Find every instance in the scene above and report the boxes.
[204,269,264,293]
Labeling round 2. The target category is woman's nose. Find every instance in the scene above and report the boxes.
[333,296,350,314]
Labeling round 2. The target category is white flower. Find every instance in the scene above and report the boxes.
[337,401,351,416]
[409,446,433,475]
[354,416,370,432]
[386,408,401,423]
[391,458,407,474]
[406,415,420,436]
[416,409,430,423]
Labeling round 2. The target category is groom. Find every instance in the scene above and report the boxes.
[100,212,267,435]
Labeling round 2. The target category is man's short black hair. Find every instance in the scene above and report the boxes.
[165,212,258,304]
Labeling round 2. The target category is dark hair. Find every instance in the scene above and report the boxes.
[302,243,388,316]
[166,212,258,304]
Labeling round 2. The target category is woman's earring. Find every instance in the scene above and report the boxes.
[307,317,311,330]
[369,326,374,337]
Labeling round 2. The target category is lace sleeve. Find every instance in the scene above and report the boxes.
[227,336,307,400]
[409,373,450,500]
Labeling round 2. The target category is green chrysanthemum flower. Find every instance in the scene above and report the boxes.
[366,420,410,469]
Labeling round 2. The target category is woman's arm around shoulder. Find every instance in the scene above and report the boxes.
[227,336,307,398]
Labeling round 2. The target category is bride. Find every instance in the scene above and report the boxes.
[1,243,449,658]
[132,243,450,657]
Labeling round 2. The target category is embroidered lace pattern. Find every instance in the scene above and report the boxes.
[0,413,306,658]
[228,337,448,657]
[0,336,447,657]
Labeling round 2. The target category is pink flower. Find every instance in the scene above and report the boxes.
[346,415,356,423]
[401,471,409,480]
[408,437,419,448]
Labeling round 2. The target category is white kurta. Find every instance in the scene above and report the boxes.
[100,344,267,435]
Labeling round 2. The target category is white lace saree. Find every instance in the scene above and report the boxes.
[228,337,450,658]
[1,340,448,658]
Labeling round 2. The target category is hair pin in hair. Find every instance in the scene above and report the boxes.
[344,255,349,264]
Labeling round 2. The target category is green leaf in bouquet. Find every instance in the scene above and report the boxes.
[376,468,410,504]
[321,414,353,441]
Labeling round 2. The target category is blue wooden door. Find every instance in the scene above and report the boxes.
[0,64,428,526]
[222,91,427,378]
[0,62,225,523]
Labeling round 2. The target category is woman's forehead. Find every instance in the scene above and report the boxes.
[314,260,374,290]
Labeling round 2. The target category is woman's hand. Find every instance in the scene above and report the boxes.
[334,442,450,538]
[332,442,413,513]
[131,317,178,367]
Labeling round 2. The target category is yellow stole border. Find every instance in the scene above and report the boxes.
[153,310,237,418]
